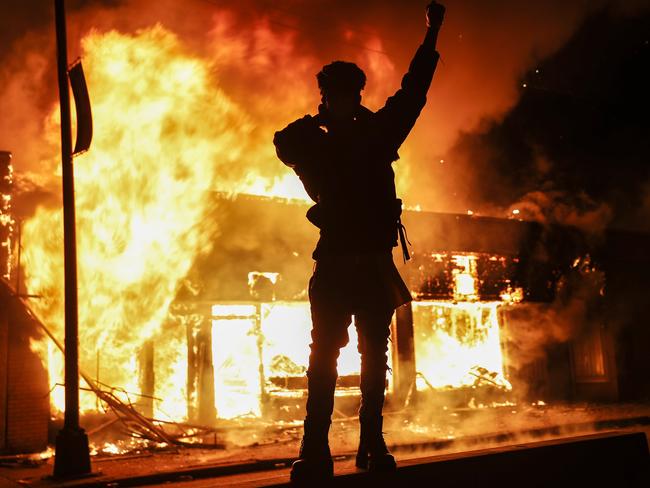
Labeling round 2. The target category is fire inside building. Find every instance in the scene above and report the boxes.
[2,182,650,454]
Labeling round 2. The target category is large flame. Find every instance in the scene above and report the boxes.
[22,25,307,419]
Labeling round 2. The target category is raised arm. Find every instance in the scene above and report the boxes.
[376,2,445,152]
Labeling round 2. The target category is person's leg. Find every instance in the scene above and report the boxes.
[354,306,396,471]
[291,266,351,482]
[304,302,350,430]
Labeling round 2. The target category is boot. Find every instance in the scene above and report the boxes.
[291,336,339,483]
[355,415,396,472]
[290,417,334,483]
[356,330,395,472]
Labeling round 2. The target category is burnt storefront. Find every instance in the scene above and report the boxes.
[165,194,650,424]
[2,191,649,455]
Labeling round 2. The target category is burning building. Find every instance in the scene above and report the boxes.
[1,152,49,454]
[0,1,649,463]
[4,187,650,456]
[162,194,641,425]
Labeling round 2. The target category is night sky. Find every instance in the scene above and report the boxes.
[451,5,650,232]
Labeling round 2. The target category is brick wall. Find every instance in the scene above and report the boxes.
[1,286,49,454]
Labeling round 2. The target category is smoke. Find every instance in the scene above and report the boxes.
[0,0,624,217]
[507,190,613,234]
[442,2,650,231]
[496,255,610,405]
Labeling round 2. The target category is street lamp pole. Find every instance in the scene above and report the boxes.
[52,0,91,478]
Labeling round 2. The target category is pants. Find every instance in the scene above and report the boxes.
[305,253,405,425]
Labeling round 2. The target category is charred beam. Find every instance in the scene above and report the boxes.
[138,340,155,418]
[197,309,216,425]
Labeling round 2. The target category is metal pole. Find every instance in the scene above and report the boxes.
[53,0,91,478]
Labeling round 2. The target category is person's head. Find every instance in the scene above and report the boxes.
[317,61,366,120]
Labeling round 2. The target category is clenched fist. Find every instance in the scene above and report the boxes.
[426,1,445,29]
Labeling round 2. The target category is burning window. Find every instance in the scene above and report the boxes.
[211,302,393,420]
[406,252,517,396]
[412,301,510,391]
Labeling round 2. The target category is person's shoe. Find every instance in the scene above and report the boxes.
[290,419,334,483]
[355,415,396,472]
[290,456,333,482]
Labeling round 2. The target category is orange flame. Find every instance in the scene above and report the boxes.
[22,25,307,419]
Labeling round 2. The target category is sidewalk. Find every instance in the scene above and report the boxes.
[2,403,649,488]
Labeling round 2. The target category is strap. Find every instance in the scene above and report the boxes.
[398,218,412,263]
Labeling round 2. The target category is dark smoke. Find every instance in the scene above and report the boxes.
[446,5,650,232]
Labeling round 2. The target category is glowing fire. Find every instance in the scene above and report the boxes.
[412,253,511,391]
[413,301,510,391]
[451,254,478,301]
[0,153,13,281]
[22,26,307,420]
[212,302,391,419]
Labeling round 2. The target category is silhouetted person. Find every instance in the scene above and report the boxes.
[273,2,445,482]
